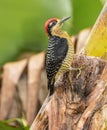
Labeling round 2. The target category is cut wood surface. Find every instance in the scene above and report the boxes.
[30,54,107,130]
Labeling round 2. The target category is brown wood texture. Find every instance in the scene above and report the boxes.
[30,54,107,130]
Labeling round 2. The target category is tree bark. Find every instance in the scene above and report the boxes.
[30,54,107,130]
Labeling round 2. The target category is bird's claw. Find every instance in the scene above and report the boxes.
[69,64,86,79]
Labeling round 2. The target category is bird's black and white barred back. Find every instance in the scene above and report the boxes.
[46,36,68,95]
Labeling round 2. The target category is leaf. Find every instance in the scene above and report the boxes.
[85,2,107,57]
[27,52,45,125]
[0,59,27,119]
[0,119,29,130]
[71,0,103,34]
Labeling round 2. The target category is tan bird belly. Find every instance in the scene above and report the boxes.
[55,43,74,80]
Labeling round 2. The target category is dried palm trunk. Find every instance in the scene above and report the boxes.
[30,54,107,130]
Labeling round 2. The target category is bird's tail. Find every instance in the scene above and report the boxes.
[48,79,55,96]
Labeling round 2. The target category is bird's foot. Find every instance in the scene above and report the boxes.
[69,64,86,79]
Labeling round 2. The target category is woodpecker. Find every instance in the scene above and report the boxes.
[44,16,74,95]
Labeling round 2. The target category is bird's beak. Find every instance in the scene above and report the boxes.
[58,16,71,25]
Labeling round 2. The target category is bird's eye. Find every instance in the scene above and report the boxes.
[48,21,57,28]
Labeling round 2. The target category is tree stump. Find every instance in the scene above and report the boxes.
[30,54,107,130]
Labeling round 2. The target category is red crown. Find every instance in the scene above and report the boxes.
[44,18,58,35]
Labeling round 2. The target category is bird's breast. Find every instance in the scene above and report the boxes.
[55,42,74,80]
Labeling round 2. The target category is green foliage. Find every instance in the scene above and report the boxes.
[0,0,103,65]
[71,0,103,34]
[0,118,29,130]
[0,0,71,65]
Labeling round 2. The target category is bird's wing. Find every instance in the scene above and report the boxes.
[46,36,68,81]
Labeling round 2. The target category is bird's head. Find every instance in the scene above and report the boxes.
[44,16,71,37]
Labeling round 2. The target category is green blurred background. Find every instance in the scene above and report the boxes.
[0,0,104,65]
